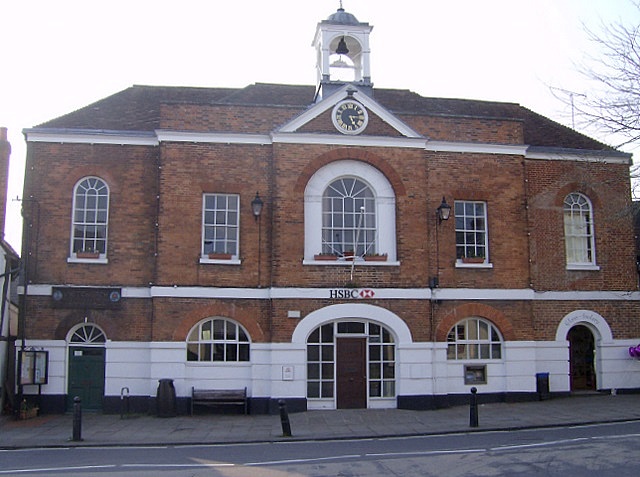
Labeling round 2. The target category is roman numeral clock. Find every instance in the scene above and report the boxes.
[332,99,369,134]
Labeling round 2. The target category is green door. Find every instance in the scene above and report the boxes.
[67,346,105,411]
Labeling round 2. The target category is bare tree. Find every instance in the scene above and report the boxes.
[567,3,640,150]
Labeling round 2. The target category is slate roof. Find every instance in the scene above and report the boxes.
[37,83,618,153]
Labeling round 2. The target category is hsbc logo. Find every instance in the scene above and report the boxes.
[329,288,376,299]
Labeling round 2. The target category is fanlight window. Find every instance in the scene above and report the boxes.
[187,318,250,362]
[321,177,376,257]
[447,318,502,360]
[69,324,106,345]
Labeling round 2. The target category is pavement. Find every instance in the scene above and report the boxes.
[1,393,639,449]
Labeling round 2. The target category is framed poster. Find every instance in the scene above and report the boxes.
[19,350,49,385]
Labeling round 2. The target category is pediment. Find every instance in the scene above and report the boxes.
[277,85,423,139]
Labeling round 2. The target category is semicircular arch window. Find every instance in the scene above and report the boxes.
[69,324,107,345]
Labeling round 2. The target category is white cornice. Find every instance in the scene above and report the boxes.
[156,130,271,145]
[23,129,158,146]
[426,141,527,156]
[272,132,426,148]
[23,127,630,164]
[525,148,631,164]
[22,284,640,301]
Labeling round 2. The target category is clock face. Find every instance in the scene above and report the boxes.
[332,100,368,134]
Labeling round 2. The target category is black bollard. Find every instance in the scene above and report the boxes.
[278,399,292,437]
[72,396,83,441]
[120,387,130,420]
[469,387,479,428]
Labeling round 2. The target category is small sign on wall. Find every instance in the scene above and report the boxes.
[464,365,487,385]
[282,366,294,381]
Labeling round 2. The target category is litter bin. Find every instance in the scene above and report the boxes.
[156,378,177,417]
[536,372,550,401]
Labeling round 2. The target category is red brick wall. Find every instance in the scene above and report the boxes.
[23,143,157,286]
[22,101,639,346]
[526,158,637,291]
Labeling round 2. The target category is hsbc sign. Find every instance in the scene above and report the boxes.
[329,288,376,299]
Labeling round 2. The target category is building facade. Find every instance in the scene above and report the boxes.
[1,127,20,414]
[19,8,640,414]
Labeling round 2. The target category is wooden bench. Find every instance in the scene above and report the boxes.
[190,387,248,415]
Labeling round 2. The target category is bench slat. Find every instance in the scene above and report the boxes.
[191,387,248,415]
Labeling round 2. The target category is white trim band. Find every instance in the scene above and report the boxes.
[21,284,640,301]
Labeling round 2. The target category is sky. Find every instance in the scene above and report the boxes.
[1,0,638,253]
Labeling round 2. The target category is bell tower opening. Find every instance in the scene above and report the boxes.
[312,4,373,101]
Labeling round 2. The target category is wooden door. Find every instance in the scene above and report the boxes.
[336,338,367,409]
[67,346,105,410]
[568,325,596,391]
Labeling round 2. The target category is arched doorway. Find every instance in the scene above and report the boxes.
[567,325,596,391]
[306,320,396,409]
[67,324,106,411]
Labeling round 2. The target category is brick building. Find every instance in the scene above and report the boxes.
[19,7,640,414]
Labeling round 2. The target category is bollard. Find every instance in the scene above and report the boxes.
[120,387,130,419]
[72,396,83,441]
[278,399,292,437]
[469,387,479,428]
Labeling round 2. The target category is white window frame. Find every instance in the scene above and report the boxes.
[446,317,503,361]
[200,193,241,264]
[321,177,377,257]
[306,320,396,402]
[68,176,109,263]
[454,200,491,268]
[186,317,251,363]
[304,160,397,264]
[564,192,599,270]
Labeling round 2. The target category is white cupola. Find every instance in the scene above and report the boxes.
[312,5,373,101]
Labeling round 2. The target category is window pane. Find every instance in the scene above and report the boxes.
[321,363,334,379]
[383,363,395,379]
[226,344,238,361]
[307,382,320,398]
[321,382,334,398]
[383,381,395,397]
[369,381,381,397]
[308,363,320,379]
[307,345,320,361]
[238,344,250,361]
[370,363,381,379]
[226,323,236,340]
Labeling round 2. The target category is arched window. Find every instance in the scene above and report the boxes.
[304,160,396,262]
[71,177,109,258]
[69,324,107,345]
[563,192,596,266]
[447,318,502,360]
[186,318,250,362]
[322,178,376,257]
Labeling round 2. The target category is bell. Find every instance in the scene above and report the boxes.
[335,36,349,55]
